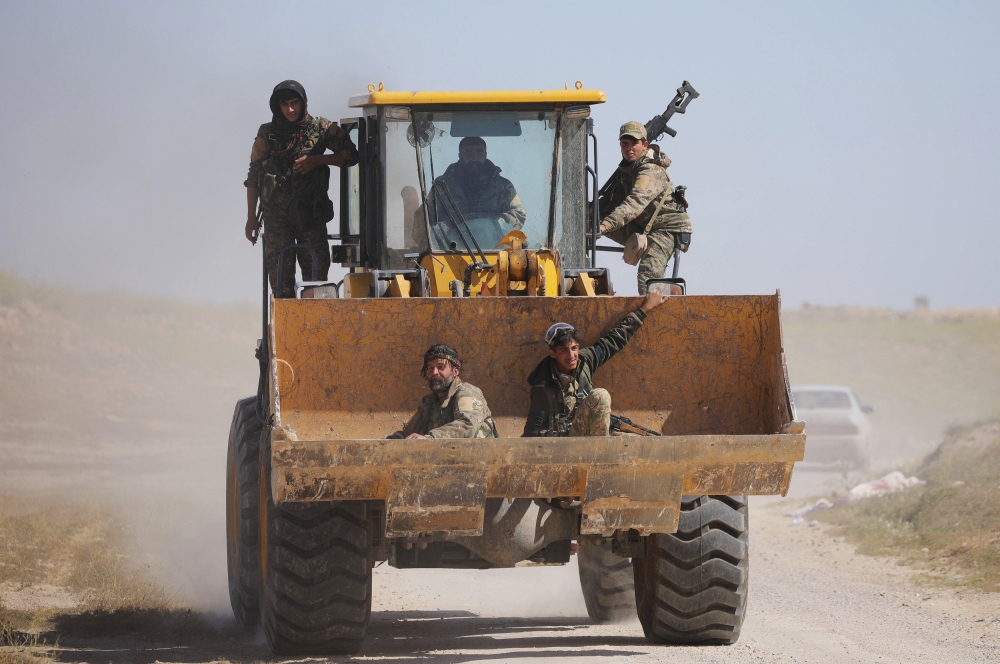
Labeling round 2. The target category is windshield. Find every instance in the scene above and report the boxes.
[414,111,558,252]
[793,390,852,410]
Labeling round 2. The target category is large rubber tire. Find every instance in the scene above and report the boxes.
[633,495,749,645]
[259,464,373,656]
[578,541,636,623]
[226,396,264,629]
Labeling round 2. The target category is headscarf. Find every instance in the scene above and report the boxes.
[421,344,462,377]
[268,80,309,135]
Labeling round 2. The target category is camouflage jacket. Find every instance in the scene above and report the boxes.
[389,378,498,439]
[244,115,358,215]
[429,160,526,229]
[522,309,647,437]
[599,146,691,237]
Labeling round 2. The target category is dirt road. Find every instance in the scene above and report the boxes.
[3,443,998,662]
[34,488,998,663]
[353,498,1000,663]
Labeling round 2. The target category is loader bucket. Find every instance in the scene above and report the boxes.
[270,294,792,438]
[268,294,802,537]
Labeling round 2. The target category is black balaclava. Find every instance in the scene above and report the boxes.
[268,80,308,134]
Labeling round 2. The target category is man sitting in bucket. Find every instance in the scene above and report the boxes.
[522,291,669,437]
[388,344,498,439]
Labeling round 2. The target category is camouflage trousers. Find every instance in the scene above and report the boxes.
[263,214,330,298]
[637,229,675,295]
[569,388,612,436]
[605,214,689,295]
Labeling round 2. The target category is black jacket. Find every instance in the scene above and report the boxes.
[522,309,646,436]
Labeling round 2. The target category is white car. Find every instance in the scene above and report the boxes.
[792,385,873,469]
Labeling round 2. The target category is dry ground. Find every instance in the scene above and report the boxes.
[1,493,998,663]
[817,421,1000,593]
[1,273,999,662]
[783,305,1000,463]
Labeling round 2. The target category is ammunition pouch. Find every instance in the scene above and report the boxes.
[299,194,334,226]
[675,232,691,253]
[624,233,648,266]
[538,413,573,438]
[288,196,332,233]
[261,166,335,231]
[293,166,334,230]
[260,173,278,206]
[311,165,335,224]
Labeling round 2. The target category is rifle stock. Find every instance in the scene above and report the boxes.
[598,80,699,200]
[645,80,699,143]
[609,414,661,437]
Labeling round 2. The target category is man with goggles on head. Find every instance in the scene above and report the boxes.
[388,344,497,440]
[522,292,669,437]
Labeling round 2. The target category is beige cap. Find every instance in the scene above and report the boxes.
[619,121,647,140]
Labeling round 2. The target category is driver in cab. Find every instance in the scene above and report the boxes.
[431,136,526,230]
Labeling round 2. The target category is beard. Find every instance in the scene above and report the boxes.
[462,160,485,177]
[428,374,455,393]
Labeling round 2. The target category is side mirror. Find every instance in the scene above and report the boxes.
[861,405,874,414]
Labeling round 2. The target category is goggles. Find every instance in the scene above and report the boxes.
[544,322,576,346]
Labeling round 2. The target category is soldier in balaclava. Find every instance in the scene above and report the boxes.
[244,80,358,297]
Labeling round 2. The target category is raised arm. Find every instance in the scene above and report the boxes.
[588,291,671,370]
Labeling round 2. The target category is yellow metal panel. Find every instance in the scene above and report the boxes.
[581,465,682,534]
[386,465,488,537]
[270,295,792,439]
[388,274,411,298]
[409,254,480,296]
[540,256,562,296]
[348,89,607,108]
[271,433,806,535]
[267,293,801,535]
[343,272,374,298]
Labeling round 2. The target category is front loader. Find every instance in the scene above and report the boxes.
[226,85,805,655]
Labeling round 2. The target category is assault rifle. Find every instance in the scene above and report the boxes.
[609,414,661,437]
[598,80,699,198]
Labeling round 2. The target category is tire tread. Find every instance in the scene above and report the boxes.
[261,498,372,655]
[578,542,636,623]
[633,495,749,645]
[226,397,263,629]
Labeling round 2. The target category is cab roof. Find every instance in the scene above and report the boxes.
[347,88,606,108]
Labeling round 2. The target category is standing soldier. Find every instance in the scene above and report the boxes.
[599,121,692,295]
[244,80,358,297]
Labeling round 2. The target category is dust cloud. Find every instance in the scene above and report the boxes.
[0,273,594,618]
[0,273,260,613]
[4,272,1000,616]
[782,305,1000,466]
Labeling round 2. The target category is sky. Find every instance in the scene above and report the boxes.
[1,0,998,308]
